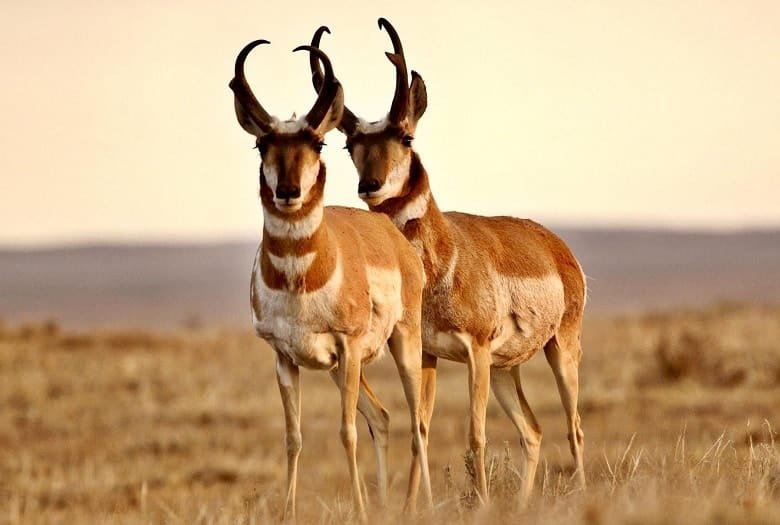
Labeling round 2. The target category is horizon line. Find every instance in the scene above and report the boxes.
[3,223,780,252]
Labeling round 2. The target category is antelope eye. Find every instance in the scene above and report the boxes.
[255,138,269,155]
[402,135,414,147]
[313,141,326,153]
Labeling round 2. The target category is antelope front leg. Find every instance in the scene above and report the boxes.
[336,335,367,521]
[389,326,434,512]
[466,342,491,504]
[329,370,390,508]
[275,352,301,522]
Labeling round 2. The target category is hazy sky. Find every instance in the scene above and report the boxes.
[2,1,779,245]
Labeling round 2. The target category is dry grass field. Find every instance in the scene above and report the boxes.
[1,303,779,524]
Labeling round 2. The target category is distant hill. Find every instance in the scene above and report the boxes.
[1,229,779,328]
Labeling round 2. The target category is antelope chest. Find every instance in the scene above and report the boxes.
[252,257,404,369]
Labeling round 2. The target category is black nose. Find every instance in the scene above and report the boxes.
[275,185,301,200]
[358,178,381,194]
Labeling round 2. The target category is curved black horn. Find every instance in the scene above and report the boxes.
[378,17,404,54]
[229,39,274,133]
[293,45,341,130]
[378,18,409,124]
[308,26,358,134]
[309,26,331,92]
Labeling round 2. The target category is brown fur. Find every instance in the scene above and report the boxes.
[309,17,584,506]
[371,151,430,219]
[256,164,422,326]
[231,38,434,516]
[251,149,431,514]
[347,126,413,195]
[370,154,585,362]
[350,120,586,505]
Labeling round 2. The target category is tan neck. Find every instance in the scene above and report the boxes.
[371,154,456,284]
[259,164,338,292]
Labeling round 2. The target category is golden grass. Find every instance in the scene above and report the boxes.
[1,303,779,523]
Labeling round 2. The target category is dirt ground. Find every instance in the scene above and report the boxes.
[1,303,779,524]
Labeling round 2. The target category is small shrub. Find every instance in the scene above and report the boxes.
[653,328,749,387]
[461,442,522,510]
[656,330,705,381]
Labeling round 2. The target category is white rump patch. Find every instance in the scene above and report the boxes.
[392,191,430,228]
[263,205,323,239]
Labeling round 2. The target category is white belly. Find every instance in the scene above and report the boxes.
[423,328,472,363]
[421,273,566,368]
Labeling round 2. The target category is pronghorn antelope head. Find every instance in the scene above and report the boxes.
[231,40,344,213]
[309,19,427,206]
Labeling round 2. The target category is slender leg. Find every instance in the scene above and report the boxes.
[404,351,438,513]
[388,326,433,512]
[336,335,367,521]
[491,366,542,506]
[275,353,302,522]
[466,341,492,503]
[330,370,390,508]
[544,333,586,488]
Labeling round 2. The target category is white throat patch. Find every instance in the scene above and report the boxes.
[263,205,323,239]
[392,191,430,228]
[268,252,317,279]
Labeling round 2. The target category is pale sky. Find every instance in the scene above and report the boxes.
[1,1,779,245]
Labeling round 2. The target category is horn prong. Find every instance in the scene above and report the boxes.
[307,26,359,134]
[294,45,341,129]
[378,19,409,124]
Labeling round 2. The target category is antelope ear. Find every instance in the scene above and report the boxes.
[232,92,270,137]
[408,71,427,126]
[312,84,345,135]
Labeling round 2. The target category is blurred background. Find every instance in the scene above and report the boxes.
[1,2,779,523]
[2,1,779,326]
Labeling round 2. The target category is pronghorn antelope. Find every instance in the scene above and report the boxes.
[309,20,587,508]
[229,39,432,520]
